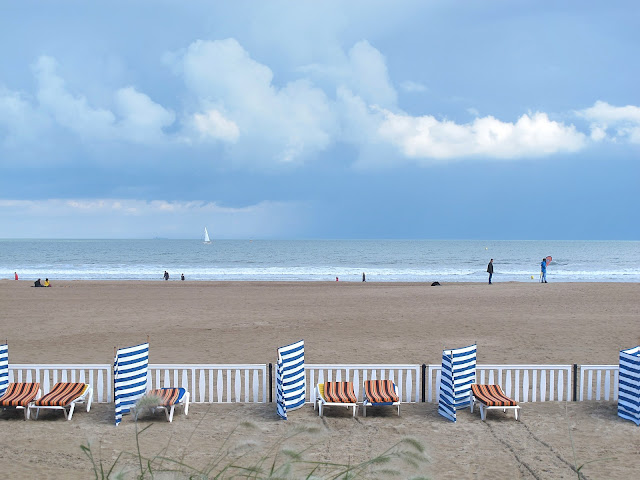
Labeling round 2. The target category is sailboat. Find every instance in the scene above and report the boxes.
[203,227,211,244]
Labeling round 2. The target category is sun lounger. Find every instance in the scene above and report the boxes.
[144,388,190,422]
[470,384,520,421]
[362,380,400,416]
[0,383,40,420]
[314,382,358,417]
[29,382,93,420]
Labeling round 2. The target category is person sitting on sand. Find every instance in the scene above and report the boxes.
[44,278,51,287]
[34,278,42,287]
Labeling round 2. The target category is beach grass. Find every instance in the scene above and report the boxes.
[82,401,430,479]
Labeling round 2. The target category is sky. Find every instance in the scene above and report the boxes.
[0,0,638,240]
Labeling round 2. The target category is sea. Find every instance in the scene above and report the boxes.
[1,239,639,283]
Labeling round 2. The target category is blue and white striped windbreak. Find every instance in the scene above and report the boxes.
[276,340,305,420]
[114,342,149,426]
[438,343,476,422]
[618,345,640,426]
[0,344,8,396]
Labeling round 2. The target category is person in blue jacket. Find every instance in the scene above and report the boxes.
[540,258,548,283]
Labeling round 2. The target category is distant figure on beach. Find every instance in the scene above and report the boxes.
[14,272,18,281]
[44,278,51,287]
[540,258,548,283]
[362,272,366,282]
[487,259,494,284]
[164,271,169,281]
[181,273,185,281]
[336,276,339,282]
[34,278,42,287]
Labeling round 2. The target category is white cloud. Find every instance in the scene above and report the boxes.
[0,87,49,145]
[576,101,640,144]
[27,56,175,145]
[191,109,240,143]
[114,87,175,143]
[169,38,338,163]
[299,40,397,109]
[33,56,117,139]
[376,110,587,161]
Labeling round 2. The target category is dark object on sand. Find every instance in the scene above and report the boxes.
[431,281,441,286]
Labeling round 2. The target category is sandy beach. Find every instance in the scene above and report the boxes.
[1,280,639,478]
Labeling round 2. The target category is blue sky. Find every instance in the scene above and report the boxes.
[1,0,638,239]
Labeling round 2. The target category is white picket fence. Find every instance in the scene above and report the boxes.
[579,365,619,401]
[147,364,268,403]
[8,363,624,405]
[9,364,268,404]
[305,364,421,405]
[427,364,573,403]
[9,364,113,402]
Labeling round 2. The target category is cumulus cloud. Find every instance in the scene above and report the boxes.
[0,87,49,145]
[168,38,337,163]
[576,101,640,144]
[114,87,175,143]
[299,40,397,108]
[21,56,174,144]
[4,43,638,171]
[191,109,240,143]
[376,110,587,161]
[33,56,117,139]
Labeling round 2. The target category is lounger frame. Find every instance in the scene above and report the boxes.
[470,385,520,421]
[314,384,358,417]
[29,384,93,421]
[362,382,400,417]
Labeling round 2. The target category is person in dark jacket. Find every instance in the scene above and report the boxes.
[487,259,494,284]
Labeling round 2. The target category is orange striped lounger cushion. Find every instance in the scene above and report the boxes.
[364,380,399,405]
[471,384,517,406]
[34,383,87,407]
[324,382,357,403]
[0,383,40,407]
[148,388,185,406]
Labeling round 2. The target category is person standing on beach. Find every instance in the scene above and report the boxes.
[181,273,185,281]
[487,259,494,284]
[362,272,366,282]
[164,270,169,281]
[540,258,548,283]
[14,272,18,280]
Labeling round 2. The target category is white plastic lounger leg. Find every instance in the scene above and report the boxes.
[480,405,486,421]
[168,405,175,422]
[515,407,520,421]
[67,403,76,421]
[184,392,189,415]
[318,403,323,417]
[87,388,93,412]
[352,405,357,417]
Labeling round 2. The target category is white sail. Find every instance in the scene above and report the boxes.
[203,227,211,243]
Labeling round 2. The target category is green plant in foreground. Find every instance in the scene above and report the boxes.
[81,401,429,479]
